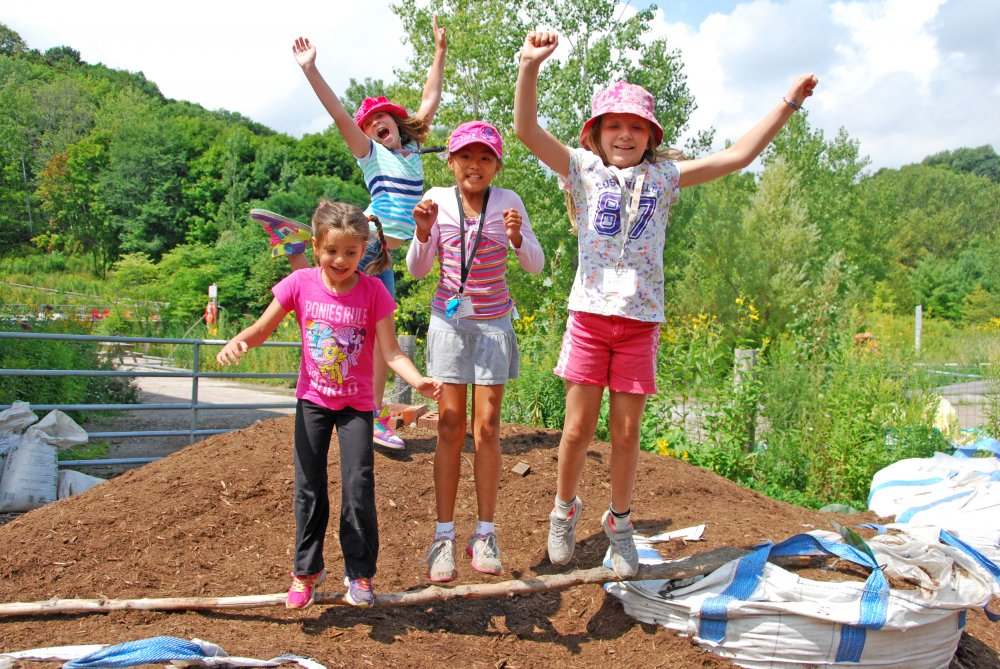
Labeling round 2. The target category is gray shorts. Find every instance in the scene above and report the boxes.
[426,312,519,386]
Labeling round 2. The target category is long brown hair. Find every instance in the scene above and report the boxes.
[310,201,391,276]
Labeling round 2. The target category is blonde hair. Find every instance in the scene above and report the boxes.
[565,117,684,232]
[311,200,391,276]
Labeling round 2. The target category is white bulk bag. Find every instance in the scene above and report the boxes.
[606,530,995,668]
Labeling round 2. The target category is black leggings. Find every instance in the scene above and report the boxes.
[292,399,377,579]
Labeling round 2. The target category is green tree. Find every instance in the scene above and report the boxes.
[923,145,1000,183]
[0,23,28,56]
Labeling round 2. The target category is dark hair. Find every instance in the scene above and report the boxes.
[310,201,390,276]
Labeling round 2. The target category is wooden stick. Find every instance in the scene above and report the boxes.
[0,547,824,618]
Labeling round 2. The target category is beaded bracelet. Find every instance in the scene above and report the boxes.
[783,96,802,111]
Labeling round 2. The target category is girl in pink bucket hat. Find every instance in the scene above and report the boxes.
[261,17,448,452]
[408,121,544,582]
[515,30,817,579]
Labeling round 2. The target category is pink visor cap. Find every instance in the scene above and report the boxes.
[354,96,408,129]
[580,81,664,147]
[448,121,503,159]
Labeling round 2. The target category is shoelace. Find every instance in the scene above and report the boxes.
[290,575,316,593]
[428,539,454,564]
[350,577,372,593]
[476,534,499,559]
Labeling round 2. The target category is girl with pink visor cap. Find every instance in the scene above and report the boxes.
[268,17,448,452]
[515,30,818,579]
[408,121,544,582]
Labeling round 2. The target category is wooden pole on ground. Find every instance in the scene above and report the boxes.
[0,547,822,618]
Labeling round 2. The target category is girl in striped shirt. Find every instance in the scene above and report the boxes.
[408,121,544,582]
[272,17,447,451]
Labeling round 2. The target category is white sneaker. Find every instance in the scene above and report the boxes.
[426,538,457,582]
[547,497,583,566]
[602,510,639,578]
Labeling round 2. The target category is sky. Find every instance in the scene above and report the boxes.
[5,0,999,172]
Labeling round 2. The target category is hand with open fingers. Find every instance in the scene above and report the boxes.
[432,14,446,52]
[413,199,438,242]
[217,340,249,366]
[292,37,317,69]
[503,208,523,247]
[786,73,819,108]
[521,31,558,64]
[417,377,444,402]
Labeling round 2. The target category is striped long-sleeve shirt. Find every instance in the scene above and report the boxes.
[406,186,544,320]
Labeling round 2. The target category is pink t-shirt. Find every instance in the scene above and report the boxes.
[272,267,396,412]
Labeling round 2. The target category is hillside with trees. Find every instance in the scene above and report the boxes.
[3,1,999,511]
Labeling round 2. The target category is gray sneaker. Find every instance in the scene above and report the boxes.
[602,510,639,578]
[426,538,457,583]
[467,532,502,575]
[547,497,583,566]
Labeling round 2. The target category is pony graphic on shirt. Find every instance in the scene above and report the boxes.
[305,320,366,385]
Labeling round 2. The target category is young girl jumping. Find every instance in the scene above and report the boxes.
[408,121,544,581]
[514,31,817,578]
[218,201,442,609]
[258,16,447,451]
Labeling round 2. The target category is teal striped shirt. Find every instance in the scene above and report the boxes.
[357,139,423,241]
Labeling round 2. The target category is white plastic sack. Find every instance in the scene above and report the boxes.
[0,430,57,512]
[57,469,106,499]
[606,529,993,668]
[0,431,20,457]
[31,410,89,448]
[868,452,1000,567]
[0,401,38,432]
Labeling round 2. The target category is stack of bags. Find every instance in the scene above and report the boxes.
[0,401,105,513]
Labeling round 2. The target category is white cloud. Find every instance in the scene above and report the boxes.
[6,0,998,170]
[5,0,409,137]
[649,0,999,170]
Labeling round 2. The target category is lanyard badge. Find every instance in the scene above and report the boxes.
[448,186,490,319]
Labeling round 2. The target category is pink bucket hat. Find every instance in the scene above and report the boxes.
[354,96,408,129]
[580,81,664,147]
[448,121,503,159]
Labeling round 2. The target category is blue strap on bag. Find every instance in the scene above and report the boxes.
[698,532,889,663]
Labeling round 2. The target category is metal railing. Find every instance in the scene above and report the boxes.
[0,331,299,466]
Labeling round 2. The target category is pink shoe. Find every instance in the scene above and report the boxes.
[250,209,311,258]
[286,569,326,609]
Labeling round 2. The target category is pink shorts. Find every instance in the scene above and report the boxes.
[553,311,660,394]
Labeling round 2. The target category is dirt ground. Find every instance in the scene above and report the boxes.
[1,419,998,668]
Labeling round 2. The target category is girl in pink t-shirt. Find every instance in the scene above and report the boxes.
[218,201,442,609]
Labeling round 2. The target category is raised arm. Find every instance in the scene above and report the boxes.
[678,74,819,189]
[406,198,441,279]
[414,15,447,125]
[293,37,372,159]
[513,31,571,178]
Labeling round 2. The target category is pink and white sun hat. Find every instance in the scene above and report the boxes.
[354,96,408,129]
[580,81,664,147]
[448,120,503,159]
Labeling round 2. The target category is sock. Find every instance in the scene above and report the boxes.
[475,520,495,537]
[553,496,577,520]
[434,521,455,541]
[608,506,631,530]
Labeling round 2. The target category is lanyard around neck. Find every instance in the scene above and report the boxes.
[610,169,646,269]
[454,186,491,295]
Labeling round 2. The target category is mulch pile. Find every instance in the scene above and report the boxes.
[1,419,998,668]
